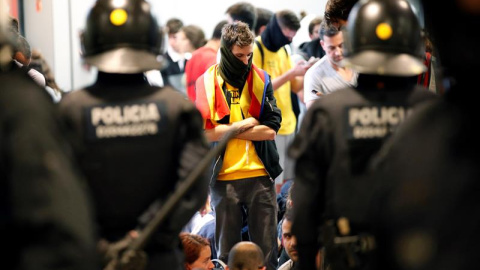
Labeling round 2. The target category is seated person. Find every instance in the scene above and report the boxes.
[180,233,215,270]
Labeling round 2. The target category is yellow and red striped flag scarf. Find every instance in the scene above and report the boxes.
[195,64,270,130]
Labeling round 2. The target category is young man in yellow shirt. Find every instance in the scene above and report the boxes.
[196,22,282,270]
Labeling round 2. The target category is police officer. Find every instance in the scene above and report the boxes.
[0,6,98,270]
[58,1,209,269]
[368,0,480,269]
[288,0,436,269]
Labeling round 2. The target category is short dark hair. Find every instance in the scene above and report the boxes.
[254,7,273,36]
[166,18,183,35]
[276,10,301,31]
[181,25,206,50]
[212,20,228,40]
[319,20,340,40]
[324,0,359,25]
[226,2,257,31]
[309,17,323,36]
[221,22,254,50]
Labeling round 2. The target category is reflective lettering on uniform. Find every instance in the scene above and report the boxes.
[87,102,163,139]
[347,105,411,139]
[96,123,158,138]
[91,103,160,126]
[349,106,406,126]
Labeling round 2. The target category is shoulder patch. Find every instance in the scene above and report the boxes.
[84,101,168,141]
[345,105,412,140]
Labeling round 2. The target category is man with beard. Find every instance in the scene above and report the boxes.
[278,209,299,270]
[195,22,282,270]
[303,20,358,109]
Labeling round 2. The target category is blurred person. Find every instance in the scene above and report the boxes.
[180,233,215,270]
[254,7,273,36]
[61,1,209,269]
[324,0,359,29]
[185,20,227,102]
[161,18,187,92]
[195,22,282,270]
[29,48,63,102]
[175,24,206,95]
[289,0,436,269]
[225,2,257,32]
[0,5,98,270]
[297,17,326,60]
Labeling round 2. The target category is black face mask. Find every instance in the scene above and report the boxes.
[218,39,252,89]
[261,15,291,52]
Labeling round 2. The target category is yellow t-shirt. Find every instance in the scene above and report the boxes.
[217,83,267,180]
[253,37,296,135]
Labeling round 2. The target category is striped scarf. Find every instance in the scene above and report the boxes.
[195,64,270,130]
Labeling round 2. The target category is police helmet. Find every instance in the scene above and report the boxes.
[342,0,426,76]
[81,0,164,74]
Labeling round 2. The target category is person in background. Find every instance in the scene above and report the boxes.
[185,20,227,102]
[225,2,257,32]
[254,7,273,36]
[278,209,298,270]
[180,233,215,270]
[227,242,266,270]
[303,21,357,109]
[253,9,312,192]
[298,17,326,60]
[324,0,359,29]
[161,18,187,92]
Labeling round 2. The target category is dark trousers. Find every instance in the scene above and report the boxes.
[211,176,278,270]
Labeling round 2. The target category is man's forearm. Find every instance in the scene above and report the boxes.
[235,125,276,141]
[204,117,259,142]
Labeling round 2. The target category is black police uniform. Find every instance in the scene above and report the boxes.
[59,72,209,270]
[368,0,480,269]
[289,1,437,269]
[289,76,435,270]
[1,64,98,270]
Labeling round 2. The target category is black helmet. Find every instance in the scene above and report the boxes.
[81,0,163,74]
[342,0,426,76]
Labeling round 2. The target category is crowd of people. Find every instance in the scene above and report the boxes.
[2,0,478,270]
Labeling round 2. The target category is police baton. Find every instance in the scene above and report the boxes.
[130,126,239,251]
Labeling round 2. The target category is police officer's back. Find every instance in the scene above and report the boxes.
[368,0,480,269]
[0,7,98,270]
[288,1,436,269]
[58,1,209,269]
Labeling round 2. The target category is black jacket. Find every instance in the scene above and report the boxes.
[1,65,98,270]
[59,72,209,270]
[298,38,325,60]
[210,80,283,184]
[289,75,436,270]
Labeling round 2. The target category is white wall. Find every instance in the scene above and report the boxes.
[22,0,327,91]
